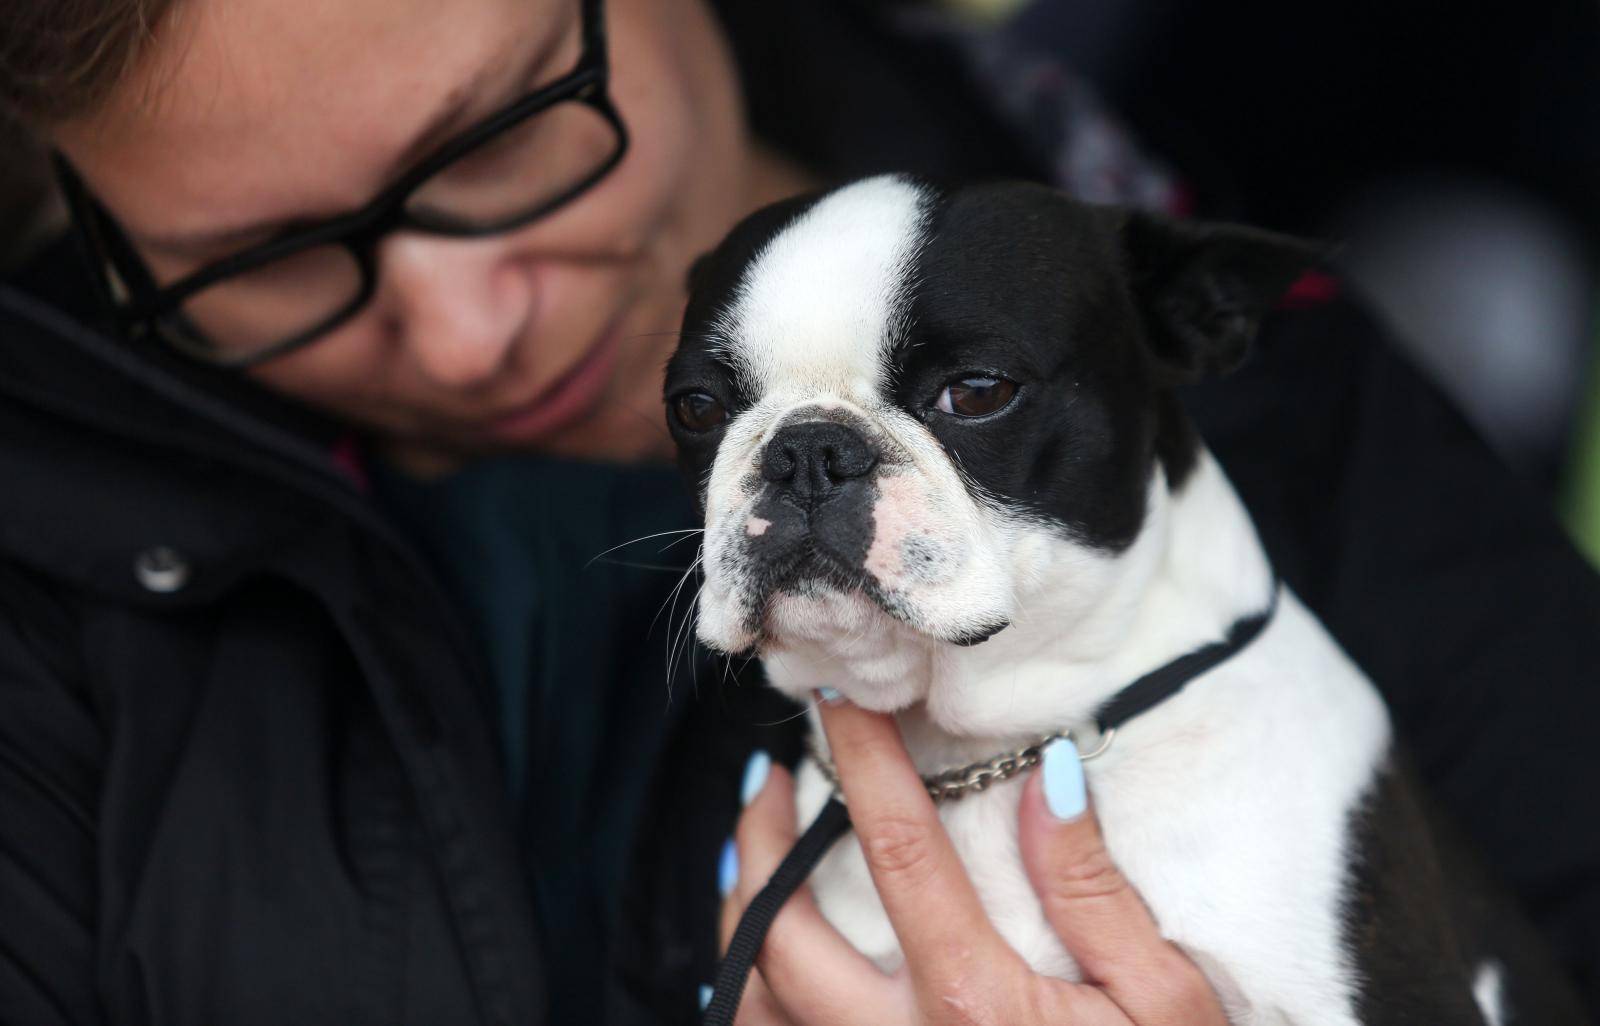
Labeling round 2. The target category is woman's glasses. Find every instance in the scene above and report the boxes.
[57,0,626,368]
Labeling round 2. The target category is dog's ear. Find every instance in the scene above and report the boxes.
[1121,210,1325,385]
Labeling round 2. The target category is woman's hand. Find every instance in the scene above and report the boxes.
[715,697,1229,1025]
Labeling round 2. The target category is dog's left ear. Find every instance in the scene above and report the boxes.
[1122,210,1326,385]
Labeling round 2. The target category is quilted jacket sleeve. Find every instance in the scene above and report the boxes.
[0,562,104,1026]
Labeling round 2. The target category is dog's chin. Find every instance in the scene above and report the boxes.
[701,578,1005,712]
[765,589,1009,650]
[763,589,931,709]
[701,566,1010,645]
[763,584,895,647]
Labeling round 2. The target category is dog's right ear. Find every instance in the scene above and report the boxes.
[1121,210,1326,386]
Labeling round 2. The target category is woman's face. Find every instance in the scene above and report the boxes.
[53,0,769,468]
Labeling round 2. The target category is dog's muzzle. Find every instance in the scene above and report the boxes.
[744,420,881,590]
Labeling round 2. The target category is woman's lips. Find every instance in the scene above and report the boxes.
[484,319,625,443]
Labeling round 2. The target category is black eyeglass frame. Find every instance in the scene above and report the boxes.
[56,0,626,368]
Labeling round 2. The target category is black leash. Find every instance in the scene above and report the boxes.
[700,798,852,1024]
[701,583,1280,1025]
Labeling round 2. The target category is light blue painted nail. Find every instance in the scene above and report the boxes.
[817,686,843,704]
[1041,737,1087,821]
[740,750,771,806]
[718,836,739,897]
[699,984,714,1011]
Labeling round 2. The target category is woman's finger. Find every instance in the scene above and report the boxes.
[719,868,742,952]
[1018,739,1226,1026]
[717,811,791,1024]
[718,862,792,1024]
[815,699,1015,998]
[730,755,797,906]
[729,753,898,1023]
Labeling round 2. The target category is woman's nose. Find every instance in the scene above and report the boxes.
[377,232,537,389]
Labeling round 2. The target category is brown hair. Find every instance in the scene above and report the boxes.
[1,0,178,129]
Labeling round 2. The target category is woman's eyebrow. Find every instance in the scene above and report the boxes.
[382,12,582,186]
[142,19,572,258]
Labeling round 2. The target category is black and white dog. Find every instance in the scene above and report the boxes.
[664,176,1584,1025]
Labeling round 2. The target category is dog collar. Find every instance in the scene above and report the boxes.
[702,580,1282,1025]
[806,580,1280,805]
[808,724,1116,806]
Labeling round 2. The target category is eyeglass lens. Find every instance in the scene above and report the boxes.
[171,244,366,359]
[405,99,618,231]
[162,14,619,362]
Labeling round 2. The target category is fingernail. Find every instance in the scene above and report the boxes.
[699,984,714,1011]
[817,686,843,704]
[1041,737,1087,821]
[718,836,739,897]
[740,749,771,806]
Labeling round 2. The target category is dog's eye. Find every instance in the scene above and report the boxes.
[935,376,1018,418]
[671,391,729,433]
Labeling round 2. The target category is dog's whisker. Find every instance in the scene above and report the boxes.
[668,578,706,703]
[719,649,757,696]
[649,545,702,640]
[667,574,695,677]
[663,551,699,639]
[672,578,706,701]
[586,528,703,570]
[590,558,696,573]
[657,546,705,699]
[751,696,820,728]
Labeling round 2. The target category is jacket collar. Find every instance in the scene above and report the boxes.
[0,242,377,605]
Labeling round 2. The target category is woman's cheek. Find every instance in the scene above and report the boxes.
[247,317,407,427]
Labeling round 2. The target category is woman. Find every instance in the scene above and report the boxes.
[2,0,1598,1023]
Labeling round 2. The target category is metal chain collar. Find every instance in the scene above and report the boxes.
[807,725,1117,805]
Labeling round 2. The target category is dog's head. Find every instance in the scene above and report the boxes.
[665,176,1315,710]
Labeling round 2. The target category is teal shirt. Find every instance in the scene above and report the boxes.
[376,455,700,1023]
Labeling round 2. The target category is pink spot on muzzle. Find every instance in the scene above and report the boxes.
[746,517,772,537]
[865,476,926,587]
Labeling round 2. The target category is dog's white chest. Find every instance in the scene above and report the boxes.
[792,595,1391,1026]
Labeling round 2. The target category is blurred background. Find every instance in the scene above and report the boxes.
[6,0,1599,559]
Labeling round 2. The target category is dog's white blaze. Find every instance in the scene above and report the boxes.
[1474,959,1506,1026]
[792,454,1392,1026]
[715,175,929,400]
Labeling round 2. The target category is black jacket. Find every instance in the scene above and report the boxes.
[5,7,1600,1026]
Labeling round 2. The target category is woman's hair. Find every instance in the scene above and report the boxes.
[1,0,177,129]
[0,1,173,265]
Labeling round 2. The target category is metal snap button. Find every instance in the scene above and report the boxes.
[133,546,191,594]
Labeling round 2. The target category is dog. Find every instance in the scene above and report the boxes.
[664,175,1585,1025]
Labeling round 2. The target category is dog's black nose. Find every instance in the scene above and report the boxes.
[761,421,878,501]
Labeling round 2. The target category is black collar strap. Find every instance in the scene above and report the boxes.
[1092,580,1280,734]
[701,581,1281,1026]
